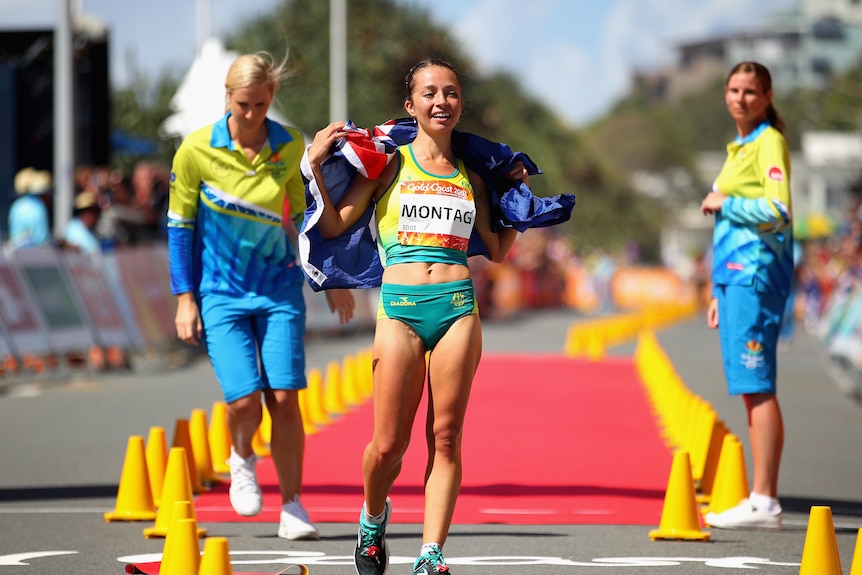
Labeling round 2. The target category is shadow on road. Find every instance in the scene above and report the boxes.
[0,484,117,501]
[781,495,862,518]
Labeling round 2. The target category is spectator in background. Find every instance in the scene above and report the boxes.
[73,165,93,196]
[130,162,169,242]
[589,248,617,313]
[97,168,136,247]
[8,167,52,250]
[100,162,168,245]
[64,189,103,255]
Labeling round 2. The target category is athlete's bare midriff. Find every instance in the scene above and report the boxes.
[381,261,471,285]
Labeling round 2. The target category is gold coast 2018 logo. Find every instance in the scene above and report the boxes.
[740,340,764,370]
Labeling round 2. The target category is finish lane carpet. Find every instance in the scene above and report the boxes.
[194,354,672,525]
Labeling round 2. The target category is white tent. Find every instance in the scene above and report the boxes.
[160,37,291,139]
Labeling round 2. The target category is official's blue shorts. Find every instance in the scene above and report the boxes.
[716,284,786,396]
[377,279,477,350]
[200,285,306,403]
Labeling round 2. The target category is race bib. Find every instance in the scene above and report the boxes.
[398,179,475,251]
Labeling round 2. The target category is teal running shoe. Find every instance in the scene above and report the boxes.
[412,544,450,574]
[354,498,392,575]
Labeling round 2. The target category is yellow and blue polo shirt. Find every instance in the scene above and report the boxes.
[168,112,306,296]
[711,122,794,297]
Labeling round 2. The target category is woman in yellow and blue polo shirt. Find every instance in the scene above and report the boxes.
[168,52,353,541]
[700,61,793,532]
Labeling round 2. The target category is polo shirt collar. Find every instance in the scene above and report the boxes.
[210,112,294,150]
[735,120,770,146]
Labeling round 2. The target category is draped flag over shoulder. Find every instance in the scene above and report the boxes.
[298,118,576,291]
[297,121,394,290]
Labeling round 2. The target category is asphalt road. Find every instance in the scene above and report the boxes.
[1,308,860,574]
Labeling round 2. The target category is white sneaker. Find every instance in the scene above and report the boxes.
[705,498,782,531]
[277,495,320,540]
[228,449,262,517]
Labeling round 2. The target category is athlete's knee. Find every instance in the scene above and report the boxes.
[368,436,410,469]
[264,390,300,419]
[229,392,263,423]
[430,424,463,460]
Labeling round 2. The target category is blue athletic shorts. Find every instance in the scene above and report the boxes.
[716,284,786,396]
[377,279,477,350]
[200,285,306,403]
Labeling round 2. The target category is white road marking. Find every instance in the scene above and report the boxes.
[0,551,78,565]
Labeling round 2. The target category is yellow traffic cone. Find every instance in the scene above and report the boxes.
[357,348,374,400]
[146,427,168,508]
[104,436,157,521]
[159,517,201,575]
[799,506,842,575]
[190,409,222,486]
[209,402,232,475]
[172,418,207,494]
[685,401,715,484]
[252,426,270,457]
[586,324,605,361]
[323,360,347,417]
[648,450,710,541]
[564,324,586,358]
[198,536,233,575]
[260,402,272,445]
[144,447,207,539]
[159,500,193,574]
[849,527,862,575]
[305,368,331,427]
[703,434,748,515]
[298,387,319,436]
[340,354,360,408]
[696,419,728,504]
[355,350,369,403]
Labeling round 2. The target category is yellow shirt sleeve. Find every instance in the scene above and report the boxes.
[168,131,206,228]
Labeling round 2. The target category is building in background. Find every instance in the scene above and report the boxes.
[634,0,862,103]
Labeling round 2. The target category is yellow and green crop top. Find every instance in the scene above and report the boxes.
[375,144,476,267]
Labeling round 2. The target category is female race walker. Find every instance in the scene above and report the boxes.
[168,52,354,540]
[701,61,793,531]
[307,58,527,575]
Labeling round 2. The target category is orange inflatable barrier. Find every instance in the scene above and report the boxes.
[611,267,696,310]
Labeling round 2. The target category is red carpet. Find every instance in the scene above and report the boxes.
[194,354,671,525]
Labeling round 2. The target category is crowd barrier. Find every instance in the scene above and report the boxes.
[0,244,379,378]
[0,240,702,380]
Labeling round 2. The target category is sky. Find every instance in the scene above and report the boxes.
[0,0,797,126]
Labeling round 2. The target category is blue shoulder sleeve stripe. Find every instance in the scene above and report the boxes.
[168,226,196,295]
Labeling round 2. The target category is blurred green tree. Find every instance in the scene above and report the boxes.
[110,73,179,173]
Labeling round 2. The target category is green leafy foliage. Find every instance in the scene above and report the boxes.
[110,73,179,173]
